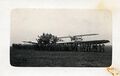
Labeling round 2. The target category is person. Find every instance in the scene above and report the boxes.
[101,44,105,52]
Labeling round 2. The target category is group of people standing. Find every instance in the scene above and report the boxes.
[12,42,105,52]
[38,42,105,52]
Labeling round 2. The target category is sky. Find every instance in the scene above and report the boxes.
[11,9,112,45]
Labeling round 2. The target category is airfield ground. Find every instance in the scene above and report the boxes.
[10,46,112,67]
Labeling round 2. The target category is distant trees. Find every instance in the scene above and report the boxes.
[36,33,58,46]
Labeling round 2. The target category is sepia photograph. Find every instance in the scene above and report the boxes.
[10,9,112,67]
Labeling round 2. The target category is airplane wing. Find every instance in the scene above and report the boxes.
[75,34,99,37]
[22,41,37,44]
[81,40,110,44]
[57,40,110,44]
[58,36,71,38]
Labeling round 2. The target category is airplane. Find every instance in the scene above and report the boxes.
[21,33,110,52]
[22,34,110,45]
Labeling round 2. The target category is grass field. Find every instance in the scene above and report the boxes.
[10,46,112,67]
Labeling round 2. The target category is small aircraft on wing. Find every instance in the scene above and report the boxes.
[58,34,99,42]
